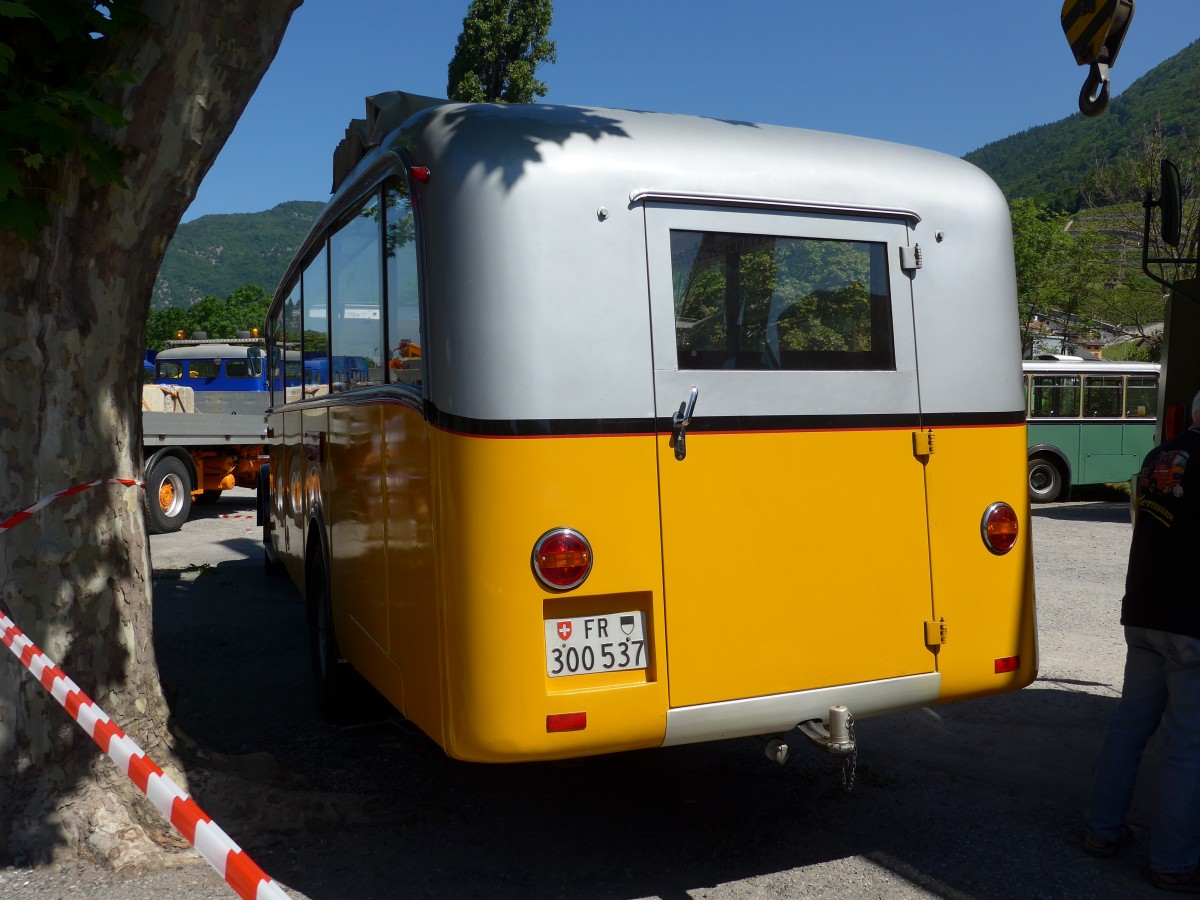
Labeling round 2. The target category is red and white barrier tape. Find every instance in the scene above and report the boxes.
[0,478,145,534]
[0,478,289,899]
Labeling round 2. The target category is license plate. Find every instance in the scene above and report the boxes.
[545,611,647,677]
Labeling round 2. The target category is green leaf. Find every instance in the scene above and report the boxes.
[0,2,39,20]
[0,197,51,244]
[0,161,24,200]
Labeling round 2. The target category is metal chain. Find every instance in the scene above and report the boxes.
[840,717,857,793]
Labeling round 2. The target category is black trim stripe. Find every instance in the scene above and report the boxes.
[925,410,1026,427]
[272,393,1025,436]
[433,405,1025,437]
[432,407,654,438]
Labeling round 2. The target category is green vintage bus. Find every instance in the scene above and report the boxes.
[1024,358,1159,502]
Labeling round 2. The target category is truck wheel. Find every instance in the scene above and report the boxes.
[308,550,354,721]
[1028,457,1064,504]
[195,490,223,505]
[144,456,192,534]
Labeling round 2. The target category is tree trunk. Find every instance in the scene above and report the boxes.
[0,0,299,868]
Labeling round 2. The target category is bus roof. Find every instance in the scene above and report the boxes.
[324,93,1002,235]
[1022,359,1160,374]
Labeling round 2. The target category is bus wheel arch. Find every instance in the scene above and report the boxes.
[258,463,283,576]
[1028,452,1069,503]
[306,518,354,720]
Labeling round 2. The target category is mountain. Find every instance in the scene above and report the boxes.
[965,39,1200,208]
[152,200,324,308]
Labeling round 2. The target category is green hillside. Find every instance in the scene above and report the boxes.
[965,38,1200,208]
[152,200,324,308]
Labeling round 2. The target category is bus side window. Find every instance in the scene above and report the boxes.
[303,245,330,397]
[330,191,384,391]
[283,283,303,402]
[1031,375,1080,418]
[268,303,286,406]
[1126,375,1158,418]
[385,175,422,388]
[1083,375,1122,418]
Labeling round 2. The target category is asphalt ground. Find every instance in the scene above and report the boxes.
[0,487,1172,899]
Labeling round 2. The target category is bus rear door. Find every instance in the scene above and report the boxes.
[644,202,935,710]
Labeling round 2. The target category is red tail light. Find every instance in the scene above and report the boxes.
[532,528,592,591]
[981,502,1018,555]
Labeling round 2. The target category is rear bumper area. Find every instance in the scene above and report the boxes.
[662,672,941,747]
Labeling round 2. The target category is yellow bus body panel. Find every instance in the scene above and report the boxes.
[926,423,1038,700]
[430,429,669,762]
[657,427,936,709]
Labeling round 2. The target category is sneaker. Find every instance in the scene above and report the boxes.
[1152,869,1200,893]
[1083,824,1136,858]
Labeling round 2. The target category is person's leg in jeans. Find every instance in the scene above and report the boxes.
[1085,626,1167,842]
[1147,630,1200,875]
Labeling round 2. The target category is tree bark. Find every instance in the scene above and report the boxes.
[0,0,299,868]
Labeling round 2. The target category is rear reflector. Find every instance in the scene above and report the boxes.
[995,656,1020,674]
[547,712,587,733]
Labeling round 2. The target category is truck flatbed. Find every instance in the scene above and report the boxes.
[143,411,267,446]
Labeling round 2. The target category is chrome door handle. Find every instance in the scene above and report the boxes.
[671,386,699,461]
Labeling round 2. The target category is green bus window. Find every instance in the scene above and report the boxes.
[1083,376,1123,418]
[1031,375,1080,418]
[1126,376,1157,418]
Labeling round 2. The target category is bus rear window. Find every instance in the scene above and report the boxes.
[670,230,894,371]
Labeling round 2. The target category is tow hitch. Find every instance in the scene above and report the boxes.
[761,705,859,792]
[798,704,855,756]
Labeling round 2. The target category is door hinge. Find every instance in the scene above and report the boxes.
[924,618,948,647]
[900,244,922,272]
[912,429,935,457]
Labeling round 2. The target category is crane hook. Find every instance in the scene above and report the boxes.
[1061,0,1135,118]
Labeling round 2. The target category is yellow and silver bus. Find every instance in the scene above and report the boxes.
[260,93,1037,763]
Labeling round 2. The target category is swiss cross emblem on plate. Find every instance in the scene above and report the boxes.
[556,621,572,641]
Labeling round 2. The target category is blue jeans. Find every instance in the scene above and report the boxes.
[1085,626,1200,874]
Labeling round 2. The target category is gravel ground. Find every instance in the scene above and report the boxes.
[0,490,1166,899]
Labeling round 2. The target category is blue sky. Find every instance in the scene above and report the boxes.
[183,1,1200,222]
